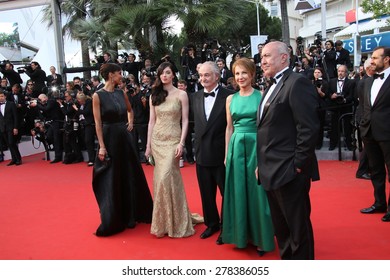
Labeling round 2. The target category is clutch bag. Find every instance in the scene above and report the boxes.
[148,155,155,166]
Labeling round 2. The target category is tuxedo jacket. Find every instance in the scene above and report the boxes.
[257,69,320,191]
[192,86,233,166]
[360,74,390,141]
[0,101,18,133]
[328,77,356,106]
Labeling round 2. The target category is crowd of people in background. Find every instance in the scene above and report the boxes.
[1,38,390,260]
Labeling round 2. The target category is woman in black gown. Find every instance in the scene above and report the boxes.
[92,63,153,237]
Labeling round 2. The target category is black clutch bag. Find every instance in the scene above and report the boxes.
[148,155,155,166]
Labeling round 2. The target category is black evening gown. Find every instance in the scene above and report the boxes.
[92,88,153,236]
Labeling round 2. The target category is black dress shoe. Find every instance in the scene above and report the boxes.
[50,159,62,164]
[360,205,387,214]
[15,161,22,166]
[200,226,220,239]
[382,212,390,222]
[256,249,266,257]
[216,234,224,245]
[7,161,15,166]
[356,173,371,180]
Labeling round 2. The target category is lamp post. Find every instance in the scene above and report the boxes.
[243,0,261,36]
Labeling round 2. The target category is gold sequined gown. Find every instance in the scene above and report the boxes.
[150,96,195,238]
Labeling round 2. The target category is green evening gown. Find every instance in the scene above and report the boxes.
[221,89,275,251]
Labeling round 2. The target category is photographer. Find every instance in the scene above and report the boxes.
[73,92,95,166]
[30,93,64,163]
[140,58,156,77]
[327,64,356,151]
[323,40,337,80]
[312,67,329,150]
[22,62,47,96]
[181,44,202,92]
[122,53,141,84]
[59,90,83,164]
[130,73,152,162]
[30,119,52,157]
[0,62,23,87]
[201,40,226,62]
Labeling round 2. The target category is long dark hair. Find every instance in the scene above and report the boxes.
[151,62,176,106]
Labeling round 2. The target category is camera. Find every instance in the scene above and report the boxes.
[0,59,10,69]
[126,84,136,95]
[335,93,345,104]
[17,65,32,74]
[314,78,323,88]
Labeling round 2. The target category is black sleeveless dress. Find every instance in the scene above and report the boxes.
[92,88,153,236]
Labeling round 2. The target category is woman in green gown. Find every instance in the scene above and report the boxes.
[222,58,275,255]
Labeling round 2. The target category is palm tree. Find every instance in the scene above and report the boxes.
[42,0,93,78]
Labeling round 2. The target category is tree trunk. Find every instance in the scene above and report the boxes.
[280,0,290,45]
[81,39,91,79]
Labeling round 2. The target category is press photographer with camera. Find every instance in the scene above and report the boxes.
[323,40,337,80]
[73,92,95,166]
[312,67,329,150]
[0,61,23,87]
[20,62,47,96]
[181,44,202,93]
[59,90,83,164]
[327,64,356,151]
[29,92,64,163]
[121,53,141,84]
[130,73,153,162]
[201,39,226,62]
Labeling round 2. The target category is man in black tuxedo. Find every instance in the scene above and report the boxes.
[327,64,356,150]
[216,58,233,88]
[359,46,390,222]
[335,40,352,70]
[193,61,233,244]
[0,91,22,165]
[257,41,320,259]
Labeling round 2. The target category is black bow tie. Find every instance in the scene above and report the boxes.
[373,73,385,80]
[268,77,276,86]
[204,91,215,98]
[0,102,5,105]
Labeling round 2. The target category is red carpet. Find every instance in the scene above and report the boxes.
[0,154,389,260]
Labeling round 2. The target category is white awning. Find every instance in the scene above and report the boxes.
[334,17,390,38]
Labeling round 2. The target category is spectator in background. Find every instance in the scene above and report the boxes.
[46,66,63,87]
[217,58,233,88]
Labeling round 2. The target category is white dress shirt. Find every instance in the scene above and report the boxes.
[371,67,390,105]
[204,85,219,120]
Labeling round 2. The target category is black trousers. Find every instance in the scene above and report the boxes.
[0,130,21,163]
[266,173,314,260]
[195,164,225,229]
[363,135,390,210]
[80,125,96,162]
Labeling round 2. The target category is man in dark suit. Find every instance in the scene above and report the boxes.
[359,46,390,222]
[0,62,23,88]
[216,58,233,88]
[327,64,356,150]
[257,41,320,259]
[335,40,352,70]
[193,61,233,244]
[0,90,22,165]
